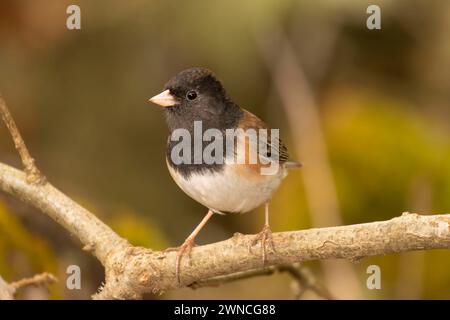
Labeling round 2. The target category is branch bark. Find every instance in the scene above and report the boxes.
[1,95,450,299]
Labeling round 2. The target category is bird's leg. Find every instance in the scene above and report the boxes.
[251,202,275,264]
[165,209,214,284]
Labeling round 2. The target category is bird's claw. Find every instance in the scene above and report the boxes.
[169,238,195,284]
[249,224,276,264]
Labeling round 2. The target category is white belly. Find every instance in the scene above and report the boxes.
[168,164,286,213]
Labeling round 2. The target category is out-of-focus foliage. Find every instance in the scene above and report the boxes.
[323,90,450,299]
[0,0,449,299]
[324,90,450,222]
[0,201,60,298]
[109,207,168,250]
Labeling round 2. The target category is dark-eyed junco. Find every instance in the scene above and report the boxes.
[149,67,300,282]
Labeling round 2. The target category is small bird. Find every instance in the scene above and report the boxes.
[149,67,300,282]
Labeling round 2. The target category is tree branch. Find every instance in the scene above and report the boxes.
[2,159,450,299]
[1,95,450,299]
[0,95,46,185]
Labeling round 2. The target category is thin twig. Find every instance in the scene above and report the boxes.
[0,273,57,300]
[279,264,334,300]
[188,266,279,289]
[10,272,57,291]
[189,263,334,300]
[0,95,46,185]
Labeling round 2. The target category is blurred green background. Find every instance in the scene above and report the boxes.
[0,0,449,299]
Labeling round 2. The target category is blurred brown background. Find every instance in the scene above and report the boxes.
[0,0,449,299]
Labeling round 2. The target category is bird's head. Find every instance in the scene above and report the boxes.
[149,67,241,131]
[149,67,230,111]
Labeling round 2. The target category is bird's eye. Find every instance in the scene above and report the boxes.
[186,90,198,101]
